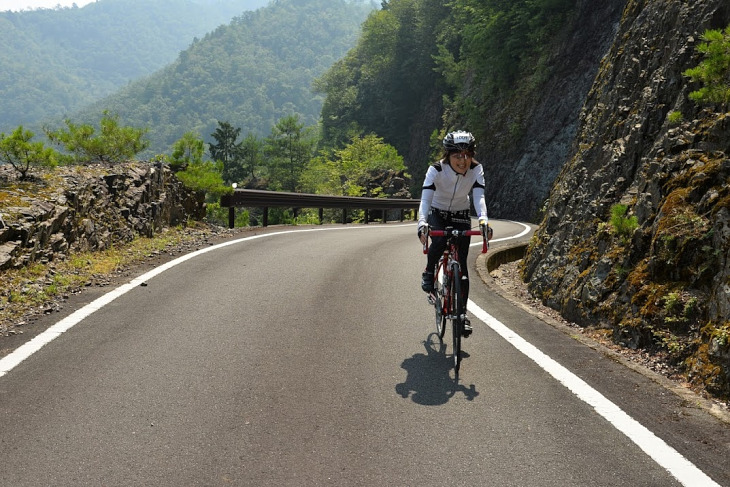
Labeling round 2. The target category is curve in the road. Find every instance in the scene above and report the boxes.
[2,220,719,486]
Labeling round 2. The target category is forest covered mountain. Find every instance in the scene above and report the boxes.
[0,0,269,132]
[63,0,376,155]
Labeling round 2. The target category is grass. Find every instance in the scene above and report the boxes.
[0,225,211,335]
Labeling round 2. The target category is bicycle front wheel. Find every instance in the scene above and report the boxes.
[434,259,447,339]
[450,262,463,377]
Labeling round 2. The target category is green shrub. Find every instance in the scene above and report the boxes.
[683,25,730,105]
[45,111,148,164]
[0,126,57,179]
[610,204,638,243]
[175,160,230,199]
[667,111,683,125]
[293,210,321,225]
[205,202,250,227]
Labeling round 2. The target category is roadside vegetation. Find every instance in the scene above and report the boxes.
[0,224,220,337]
[1,109,408,228]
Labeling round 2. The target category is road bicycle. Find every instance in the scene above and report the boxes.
[424,226,488,378]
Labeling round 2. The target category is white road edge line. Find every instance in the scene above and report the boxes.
[468,302,719,487]
[467,220,717,485]
[0,224,408,378]
[3,220,715,485]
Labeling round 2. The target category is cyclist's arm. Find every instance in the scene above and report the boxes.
[418,169,437,226]
[418,187,434,229]
[472,164,488,223]
[418,167,438,243]
[418,189,433,245]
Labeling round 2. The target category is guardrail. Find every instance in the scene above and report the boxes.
[220,189,420,228]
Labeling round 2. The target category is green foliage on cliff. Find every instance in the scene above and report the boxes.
[316,0,451,152]
[609,204,638,244]
[317,0,576,155]
[684,24,730,105]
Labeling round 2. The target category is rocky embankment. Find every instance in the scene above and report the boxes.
[0,162,205,271]
[523,0,730,399]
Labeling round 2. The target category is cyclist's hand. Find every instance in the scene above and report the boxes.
[418,223,429,245]
[478,218,488,237]
[479,219,493,240]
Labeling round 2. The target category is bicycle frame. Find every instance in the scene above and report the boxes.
[427,227,485,318]
[437,238,462,320]
[423,226,487,377]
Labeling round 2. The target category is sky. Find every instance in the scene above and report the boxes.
[2,0,95,11]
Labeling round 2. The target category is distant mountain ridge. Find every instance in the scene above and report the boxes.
[68,0,376,156]
[0,0,269,133]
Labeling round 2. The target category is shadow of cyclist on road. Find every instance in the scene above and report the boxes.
[395,333,478,405]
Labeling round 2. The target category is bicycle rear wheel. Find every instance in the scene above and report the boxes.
[450,262,463,377]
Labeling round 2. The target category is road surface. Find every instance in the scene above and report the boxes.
[0,221,728,486]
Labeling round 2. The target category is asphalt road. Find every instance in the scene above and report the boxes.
[0,221,728,486]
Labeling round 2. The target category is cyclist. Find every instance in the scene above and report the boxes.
[417,130,488,337]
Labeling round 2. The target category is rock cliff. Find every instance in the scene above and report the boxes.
[523,0,730,398]
[0,162,205,271]
[480,0,626,222]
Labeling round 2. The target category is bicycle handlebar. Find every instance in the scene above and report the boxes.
[428,229,482,237]
[422,228,488,254]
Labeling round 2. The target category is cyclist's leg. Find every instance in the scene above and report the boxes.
[426,210,447,271]
[455,227,471,303]
[456,228,473,337]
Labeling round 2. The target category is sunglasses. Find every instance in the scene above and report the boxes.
[450,151,473,159]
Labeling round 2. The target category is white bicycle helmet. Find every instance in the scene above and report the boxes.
[442,131,476,152]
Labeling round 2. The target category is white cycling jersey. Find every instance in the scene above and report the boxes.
[417,159,487,226]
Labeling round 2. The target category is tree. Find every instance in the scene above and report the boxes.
[45,111,148,164]
[170,131,205,172]
[316,0,451,155]
[169,130,229,200]
[684,25,730,106]
[239,133,263,185]
[264,115,317,192]
[0,126,57,180]
[301,133,406,196]
[300,153,340,195]
[209,121,244,184]
[175,159,230,200]
[336,133,406,196]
